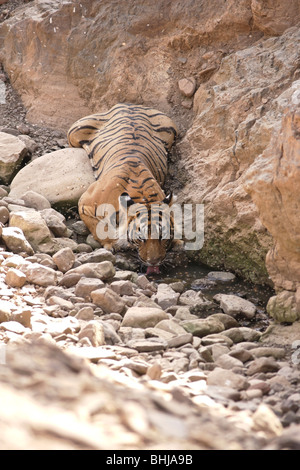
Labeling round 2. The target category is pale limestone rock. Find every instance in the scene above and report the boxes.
[214,294,256,319]
[67,261,115,281]
[21,190,51,211]
[21,263,58,287]
[52,247,75,273]
[1,226,34,255]
[0,132,27,184]
[91,287,126,314]
[9,148,95,207]
[5,268,27,288]
[9,210,57,254]
[121,307,168,329]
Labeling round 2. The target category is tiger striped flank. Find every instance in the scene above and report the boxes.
[67,103,180,270]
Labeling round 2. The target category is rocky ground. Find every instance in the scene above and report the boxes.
[0,176,299,449]
[0,1,300,450]
[0,234,300,450]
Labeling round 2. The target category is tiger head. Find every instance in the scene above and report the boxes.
[119,191,179,272]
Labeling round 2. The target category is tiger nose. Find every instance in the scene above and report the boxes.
[147,255,162,266]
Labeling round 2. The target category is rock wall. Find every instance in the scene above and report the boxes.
[0,0,264,130]
[0,0,300,318]
[179,26,300,284]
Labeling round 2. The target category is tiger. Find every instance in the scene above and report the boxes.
[67,103,180,274]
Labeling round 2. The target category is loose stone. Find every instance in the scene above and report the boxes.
[78,321,105,347]
[126,339,167,352]
[152,283,180,310]
[222,327,262,343]
[0,206,9,224]
[207,271,236,282]
[181,317,225,337]
[178,77,196,97]
[0,299,13,322]
[110,280,135,296]
[21,263,58,287]
[246,357,281,376]
[52,247,75,273]
[206,367,249,391]
[122,307,168,328]
[91,287,126,314]
[67,261,115,281]
[1,226,34,255]
[75,277,105,301]
[215,353,244,370]
[214,294,256,319]
[5,268,27,288]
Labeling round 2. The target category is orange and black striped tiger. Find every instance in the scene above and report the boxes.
[67,103,179,273]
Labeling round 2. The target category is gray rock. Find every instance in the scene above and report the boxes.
[71,220,90,236]
[174,307,197,321]
[201,334,234,347]
[122,307,168,328]
[110,280,135,296]
[181,317,225,337]
[91,287,126,314]
[1,226,34,255]
[246,357,281,376]
[267,291,299,323]
[222,327,262,343]
[39,208,69,237]
[68,261,115,281]
[209,344,231,361]
[167,333,193,348]
[52,247,75,273]
[21,190,51,210]
[78,321,105,347]
[214,294,256,319]
[0,300,13,323]
[209,313,239,329]
[5,268,27,288]
[0,131,27,184]
[9,148,95,208]
[75,277,105,301]
[206,367,249,391]
[76,248,116,265]
[75,306,94,321]
[152,283,180,310]
[179,289,206,307]
[0,321,28,334]
[250,347,286,359]
[21,262,58,287]
[155,319,187,336]
[207,271,236,282]
[215,353,244,370]
[9,210,58,254]
[0,206,9,224]
[126,338,167,352]
[135,275,156,292]
[47,296,75,311]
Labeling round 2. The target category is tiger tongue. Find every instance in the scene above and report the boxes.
[146,266,160,275]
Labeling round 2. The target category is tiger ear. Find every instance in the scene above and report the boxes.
[163,191,173,205]
[120,192,135,208]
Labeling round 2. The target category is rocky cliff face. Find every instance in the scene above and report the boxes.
[0,0,300,319]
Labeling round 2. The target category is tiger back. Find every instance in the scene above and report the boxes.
[67,103,179,269]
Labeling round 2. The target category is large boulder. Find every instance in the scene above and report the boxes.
[9,210,57,254]
[9,148,95,210]
[251,0,300,36]
[178,26,300,283]
[245,104,300,322]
